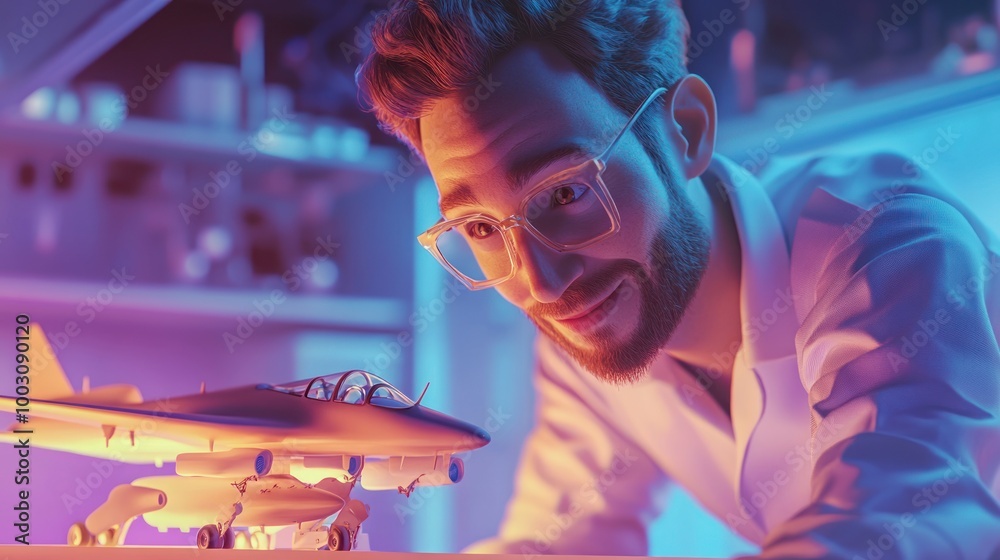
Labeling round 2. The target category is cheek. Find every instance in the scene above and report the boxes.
[602,171,670,259]
[494,281,530,310]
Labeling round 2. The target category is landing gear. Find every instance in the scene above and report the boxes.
[195,500,242,549]
[327,525,352,551]
[68,522,122,547]
[70,483,162,548]
[195,524,237,549]
[68,522,94,547]
[96,527,117,546]
[197,524,221,549]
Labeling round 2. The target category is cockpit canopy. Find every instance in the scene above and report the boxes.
[261,370,415,409]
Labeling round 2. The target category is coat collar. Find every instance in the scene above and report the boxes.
[706,155,799,363]
[705,155,813,534]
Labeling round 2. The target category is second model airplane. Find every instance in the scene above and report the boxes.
[1,324,490,551]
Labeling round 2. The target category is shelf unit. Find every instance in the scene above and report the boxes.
[0,113,398,178]
[0,276,409,332]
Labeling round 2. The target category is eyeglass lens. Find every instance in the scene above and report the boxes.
[434,180,613,283]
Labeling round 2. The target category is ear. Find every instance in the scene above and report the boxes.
[664,74,717,180]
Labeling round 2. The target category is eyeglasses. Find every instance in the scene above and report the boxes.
[417,86,669,290]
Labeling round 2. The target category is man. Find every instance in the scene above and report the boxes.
[356,1,1000,557]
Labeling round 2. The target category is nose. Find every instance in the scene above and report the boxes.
[510,227,582,304]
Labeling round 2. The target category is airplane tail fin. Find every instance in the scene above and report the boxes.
[28,324,75,399]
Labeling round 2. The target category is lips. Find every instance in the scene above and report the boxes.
[554,281,624,328]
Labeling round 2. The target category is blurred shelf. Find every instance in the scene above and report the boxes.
[0,114,398,178]
[0,276,409,332]
[717,67,1000,159]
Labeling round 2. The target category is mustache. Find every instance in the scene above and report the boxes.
[526,260,645,320]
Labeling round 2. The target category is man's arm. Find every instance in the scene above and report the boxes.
[463,335,671,556]
[755,193,1000,558]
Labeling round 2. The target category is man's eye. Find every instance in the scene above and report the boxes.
[466,221,497,240]
[552,184,587,206]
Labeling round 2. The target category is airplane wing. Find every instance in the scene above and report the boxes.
[0,396,297,429]
[0,416,209,464]
[2,324,310,464]
[0,396,299,460]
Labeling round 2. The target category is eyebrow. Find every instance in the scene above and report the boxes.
[438,143,591,216]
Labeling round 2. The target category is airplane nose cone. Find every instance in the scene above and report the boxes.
[402,406,491,452]
[474,427,491,446]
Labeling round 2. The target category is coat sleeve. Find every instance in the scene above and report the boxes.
[751,193,1000,559]
[462,335,672,556]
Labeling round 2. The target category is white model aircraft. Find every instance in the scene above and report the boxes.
[1,325,489,551]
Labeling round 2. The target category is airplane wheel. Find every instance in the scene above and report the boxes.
[197,524,221,549]
[222,527,235,549]
[327,525,352,551]
[234,530,251,549]
[68,522,94,546]
[449,457,465,483]
[96,526,116,546]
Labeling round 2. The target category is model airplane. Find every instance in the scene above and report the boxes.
[1,324,490,551]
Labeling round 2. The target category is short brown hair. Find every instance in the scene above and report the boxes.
[357,0,690,160]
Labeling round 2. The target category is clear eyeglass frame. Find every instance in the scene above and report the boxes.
[417,85,670,291]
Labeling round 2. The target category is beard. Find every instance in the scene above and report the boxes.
[525,180,711,385]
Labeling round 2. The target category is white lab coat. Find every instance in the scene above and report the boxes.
[463,151,1000,558]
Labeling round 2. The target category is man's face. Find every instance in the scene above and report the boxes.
[421,43,710,384]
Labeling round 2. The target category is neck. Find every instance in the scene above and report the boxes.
[661,172,743,396]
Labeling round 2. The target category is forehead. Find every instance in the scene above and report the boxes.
[421,43,620,213]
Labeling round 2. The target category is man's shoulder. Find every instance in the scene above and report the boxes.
[757,148,994,254]
[749,149,997,322]
[759,149,950,241]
